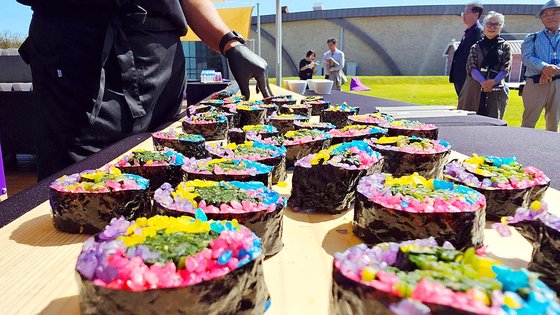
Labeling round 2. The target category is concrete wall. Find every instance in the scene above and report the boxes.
[250,14,543,77]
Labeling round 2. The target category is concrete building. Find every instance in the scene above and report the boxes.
[249,4,543,77]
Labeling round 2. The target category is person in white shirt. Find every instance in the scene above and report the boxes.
[321,38,346,90]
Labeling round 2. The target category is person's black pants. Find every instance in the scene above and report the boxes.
[22,13,185,180]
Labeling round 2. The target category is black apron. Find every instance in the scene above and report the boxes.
[18,0,187,180]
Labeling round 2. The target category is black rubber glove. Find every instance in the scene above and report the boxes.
[225,44,273,100]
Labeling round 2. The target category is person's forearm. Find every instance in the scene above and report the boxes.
[471,69,486,83]
[493,71,506,83]
[181,0,231,52]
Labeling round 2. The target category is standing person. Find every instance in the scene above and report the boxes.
[450,2,485,96]
[17,0,273,180]
[321,38,345,91]
[521,0,560,132]
[458,12,512,119]
[299,50,317,81]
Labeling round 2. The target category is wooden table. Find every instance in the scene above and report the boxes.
[1,85,557,315]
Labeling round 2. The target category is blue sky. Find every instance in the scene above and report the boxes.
[2,0,545,35]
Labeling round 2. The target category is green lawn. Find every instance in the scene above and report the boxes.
[277,76,546,129]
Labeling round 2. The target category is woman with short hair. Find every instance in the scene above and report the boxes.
[299,50,317,81]
[458,11,512,119]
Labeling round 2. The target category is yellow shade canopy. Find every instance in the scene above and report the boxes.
[181,6,254,41]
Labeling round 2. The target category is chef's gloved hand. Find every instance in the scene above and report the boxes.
[225,44,273,100]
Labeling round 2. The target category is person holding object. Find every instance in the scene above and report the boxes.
[17,0,273,180]
[521,0,560,132]
[321,38,345,91]
[449,2,485,96]
[299,50,317,81]
[458,11,512,119]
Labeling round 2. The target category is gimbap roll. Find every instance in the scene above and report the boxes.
[347,112,394,127]
[321,103,360,128]
[289,141,383,214]
[187,104,213,116]
[269,95,297,106]
[267,113,309,134]
[443,154,550,220]
[293,121,336,132]
[49,167,152,234]
[234,104,267,126]
[328,125,387,145]
[331,237,560,315]
[182,112,228,141]
[76,215,269,314]
[368,136,451,178]
[255,129,332,167]
[280,104,312,118]
[380,119,439,140]
[302,97,331,116]
[493,201,560,292]
[114,149,185,192]
[207,141,287,184]
[258,103,280,118]
[226,124,279,144]
[182,158,273,188]
[152,129,208,159]
[154,180,285,256]
[353,173,486,248]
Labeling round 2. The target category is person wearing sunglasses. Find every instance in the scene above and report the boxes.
[521,0,560,132]
[449,2,485,96]
[458,11,512,119]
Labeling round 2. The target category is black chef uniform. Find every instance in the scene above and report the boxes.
[18,0,187,180]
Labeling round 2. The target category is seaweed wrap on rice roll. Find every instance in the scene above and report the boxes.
[493,201,560,293]
[49,167,152,234]
[234,103,267,126]
[76,215,269,314]
[302,97,330,116]
[443,154,550,220]
[353,173,486,249]
[114,149,185,192]
[267,113,309,134]
[227,124,279,145]
[289,141,383,214]
[182,158,273,188]
[331,237,560,315]
[207,141,287,184]
[154,180,285,256]
[182,112,228,141]
[280,104,312,118]
[368,136,451,178]
[321,103,359,128]
[254,129,332,167]
[152,129,208,159]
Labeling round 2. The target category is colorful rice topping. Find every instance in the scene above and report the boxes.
[369,136,450,154]
[152,129,204,142]
[207,141,286,162]
[241,124,277,134]
[296,141,381,170]
[256,129,331,146]
[357,173,485,213]
[268,113,308,120]
[184,112,227,124]
[349,112,395,125]
[50,167,149,193]
[76,214,262,291]
[115,149,185,167]
[182,158,272,176]
[493,201,560,236]
[380,119,437,130]
[324,102,358,112]
[154,180,285,214]
[443,154,550,190]
[294,121,336,130]
[334,237,560,315]
[329,124,387,138]
[302,96,324,102]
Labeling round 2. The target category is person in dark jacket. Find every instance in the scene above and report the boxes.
[17,0,273,180]
[449,2,485,96]
[298,50,317,81]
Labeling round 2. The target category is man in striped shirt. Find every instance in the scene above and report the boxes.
[521,0,560,132]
